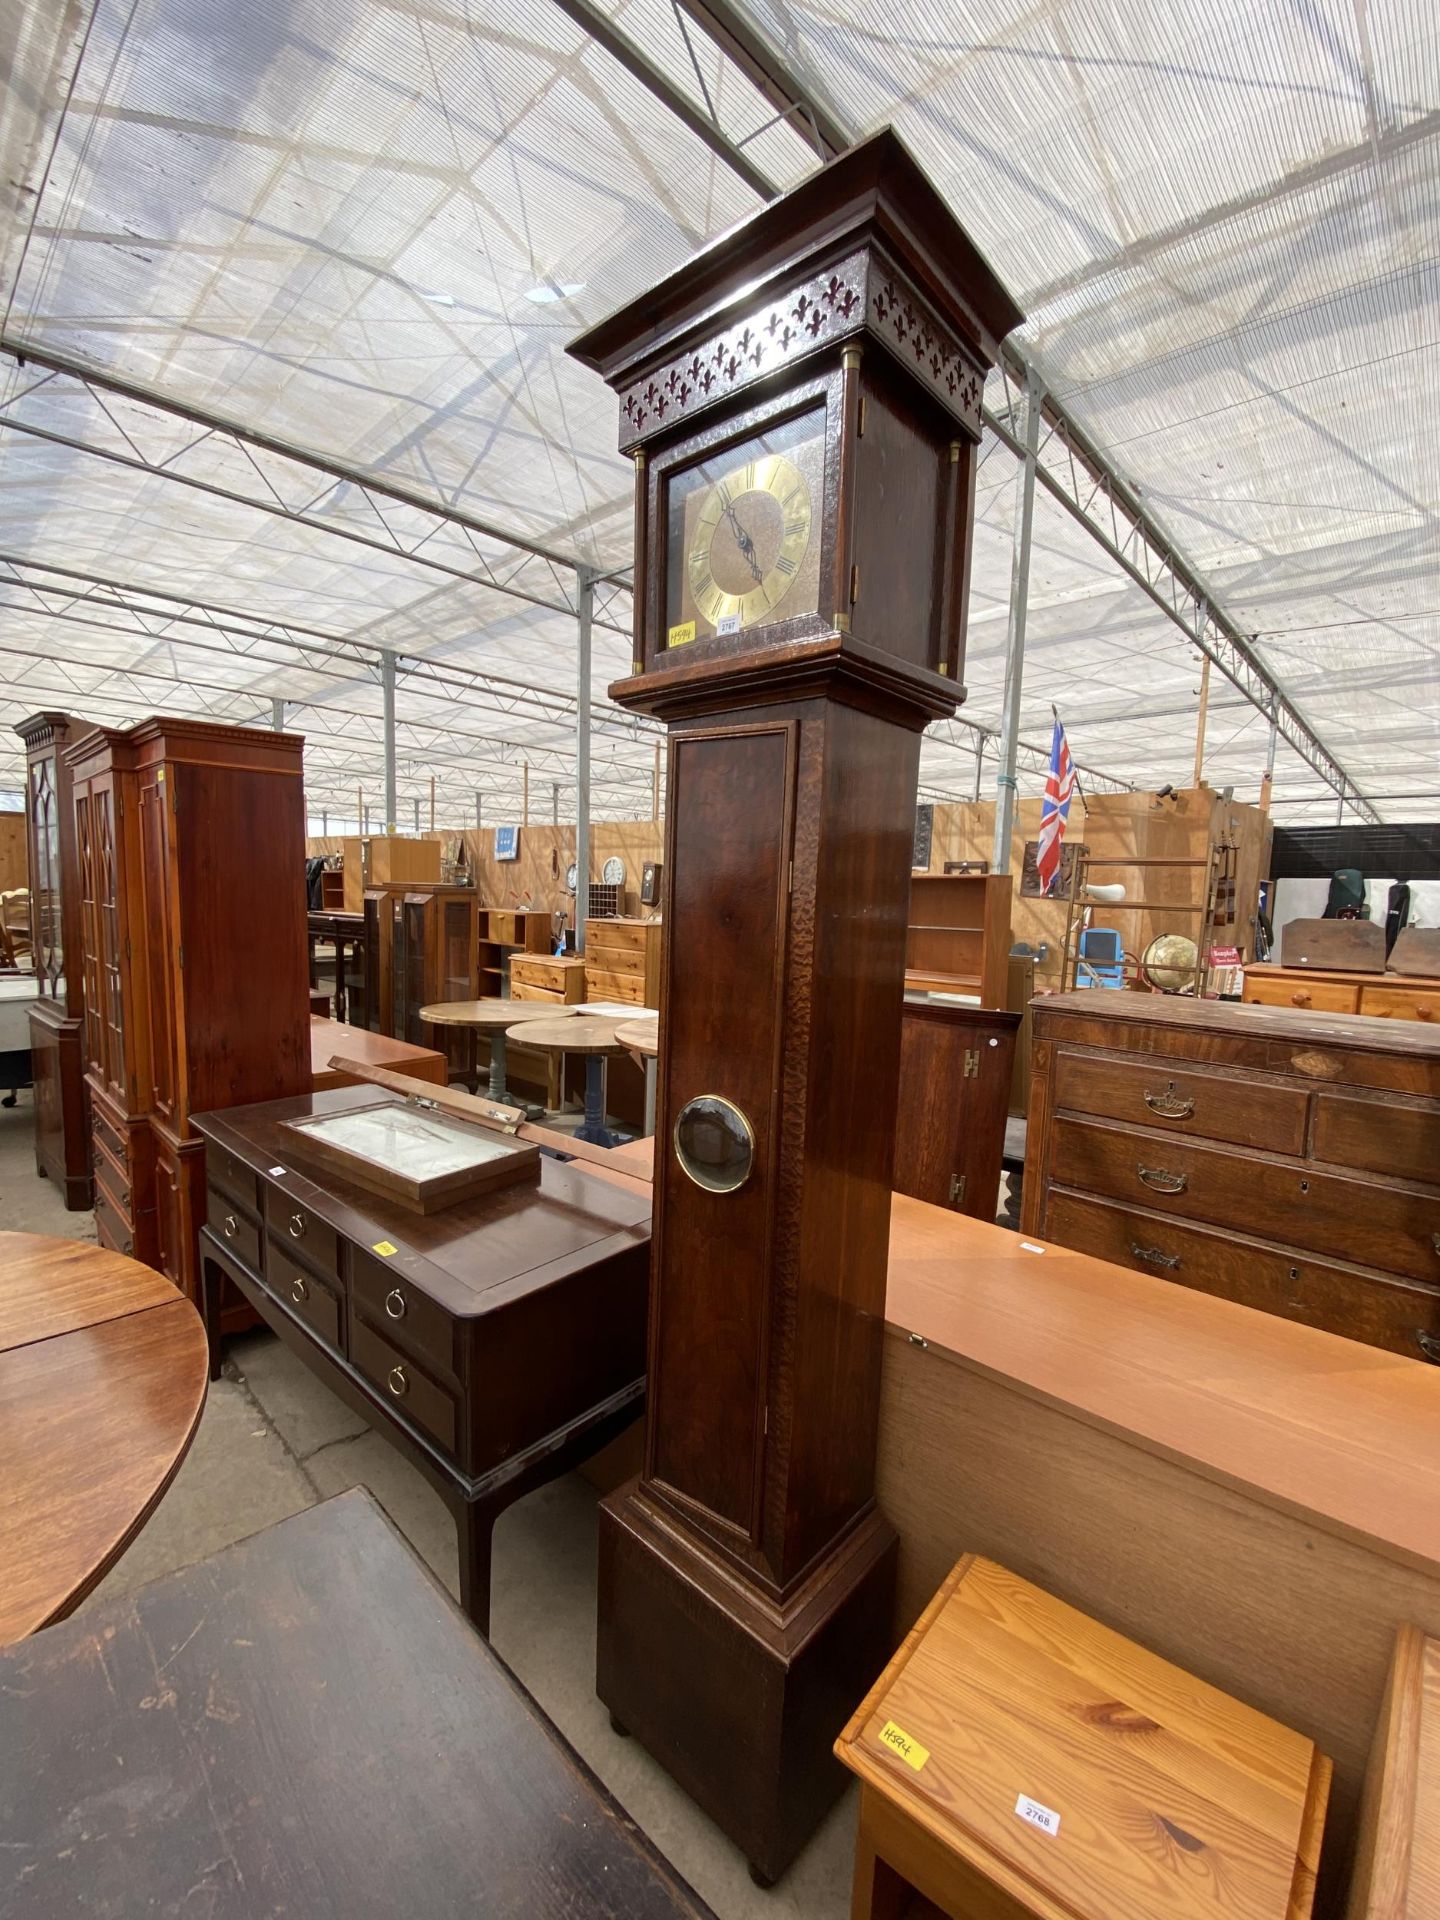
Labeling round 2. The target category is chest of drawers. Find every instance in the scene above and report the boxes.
[193,1085,652,1633]
[1023,993,1440,1362]
[585,916,661,1007]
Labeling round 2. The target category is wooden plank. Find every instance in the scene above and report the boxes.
[0,1231,178,1352]
[309,1018,446,1090]
[1345,1627,1440,1918]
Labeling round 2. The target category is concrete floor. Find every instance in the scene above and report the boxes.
[1,1089,856,1919]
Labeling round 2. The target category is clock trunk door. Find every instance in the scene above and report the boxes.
[648,720,795,1554]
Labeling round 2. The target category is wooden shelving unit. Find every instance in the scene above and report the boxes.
[904,873,1012,1008]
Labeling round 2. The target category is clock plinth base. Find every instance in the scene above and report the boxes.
[597,1479,898,1884]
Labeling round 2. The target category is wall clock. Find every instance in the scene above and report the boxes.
[565,861,577,893]
[601,855,625,886]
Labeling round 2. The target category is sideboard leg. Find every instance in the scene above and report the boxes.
[458,1503,495,1639]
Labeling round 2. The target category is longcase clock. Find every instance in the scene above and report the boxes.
[568,128,1022,1883]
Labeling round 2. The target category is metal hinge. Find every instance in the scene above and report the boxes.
[857,395,866,437]
[949,1173,967,1206]
[849,563,860,605]
[963,1048,979,1078]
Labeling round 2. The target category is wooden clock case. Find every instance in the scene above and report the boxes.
[570,129,1021,1883]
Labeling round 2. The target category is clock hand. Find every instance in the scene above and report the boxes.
[721,499,765,583]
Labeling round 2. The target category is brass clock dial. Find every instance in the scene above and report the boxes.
[687,453,812,631]
[665,406,825,648]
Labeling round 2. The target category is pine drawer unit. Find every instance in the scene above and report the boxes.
[1243,964,1440,1023]
[1023,993,1440,1363]
[510,953,589,1004]
[584,915,661,1008]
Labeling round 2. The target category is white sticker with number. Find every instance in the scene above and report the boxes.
[715,612,741,636]
[1015,1794,1061,1836]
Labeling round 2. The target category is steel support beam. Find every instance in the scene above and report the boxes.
[576,568,594,955]
[380,651,398,833]
[992,374,1040,871]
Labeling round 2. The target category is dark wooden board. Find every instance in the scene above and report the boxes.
[0,1490,716,1920]
[1280,916,1386,972]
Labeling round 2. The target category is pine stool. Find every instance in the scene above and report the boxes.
[835,1555,1330,1920]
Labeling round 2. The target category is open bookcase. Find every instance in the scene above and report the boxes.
[905,873,1013,1009]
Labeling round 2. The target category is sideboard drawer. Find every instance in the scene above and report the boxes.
[1053,1051,1307,1154]
[351,1252,458,1381]
[510,956,586,1000]
[208,1144,259,1214]
[351,1317,456,1456]
[92,1104,128,1172]
[1051,1118,1440,1283]
[266,1241,341,1350]
[1046,1190,1440,1362]
[585,918,650,956]
[265,1190,339,1280]
[1312,1091,1439,1188]
[208,1187,260,1271]
[1358,984,1440,1024]
[94,1181,135,1258]
[1242,975,1361,1014]
[584,966,646,1006]
[510,981,565,1004]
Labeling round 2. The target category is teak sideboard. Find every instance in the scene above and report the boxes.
[1022,992,1440,1362]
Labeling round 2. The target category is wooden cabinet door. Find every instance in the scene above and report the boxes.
[26,748,64,1001]
[138,767,183,1125]
[894,1008,1016,1219]
[73,778,106,1077]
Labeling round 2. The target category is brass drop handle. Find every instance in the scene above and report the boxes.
[1291,990,1311,1006]
[290,1276,308,1305]
[288,1212,306,1239]
[1130,1241,1179,1270]
[1138,1163,1187,1195]
[223,1214,237,1239]
[1143,1084,1194,1120]
[387,1365,408,1398]
[1416,1330,1440,1364]
[385,1288,406,1320]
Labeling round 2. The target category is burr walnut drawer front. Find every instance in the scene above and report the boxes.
[207,1144,259,1214]
[1312,1092,1439,1187]
[208,1187,261,1270]
[584,966,646,1006]
[1241,974,1361,1014]
[351,1253,459,1381]
[351,1317,456,1456]
[1358,983,1440,1024]
[1046,1190,1440,1363]
[264,1189,339,1280]
[1050,1117,1440,1283]
[264,1240,341,1349]
[1052,1052,1308,1154]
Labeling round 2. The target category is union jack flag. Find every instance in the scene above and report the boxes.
[1036,719,1076,896]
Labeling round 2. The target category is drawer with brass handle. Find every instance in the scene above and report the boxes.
[207,1144,259,1213]
[265,1241,340,1349]
[1051,1116,1438,1281]
[264,1189,338,1280]
[351,1251,458,1380]
[351,1316,456,1455]
[1051,1051,1306,1154]
[1047,1189,1440,1358]
[207,1186,260,1270]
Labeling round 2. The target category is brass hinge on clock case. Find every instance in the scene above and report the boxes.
[856,396,866,437]
[849,564,860,605]
[963,1048,979,1078]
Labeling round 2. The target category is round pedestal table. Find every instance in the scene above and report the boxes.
[0,1231,208,1643]
[618,1016,660,1136]
[507,1015,630,1149]
[418,999,577,1108]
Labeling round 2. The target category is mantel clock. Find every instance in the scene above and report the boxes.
[569,128,1022,1883]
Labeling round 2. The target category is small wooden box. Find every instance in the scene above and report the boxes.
[836,1555,1330,1920]
[280,1100,539,1214]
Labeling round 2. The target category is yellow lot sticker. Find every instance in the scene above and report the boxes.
[372,1240,398,1257]
[667,620,696,648]
[878,1721,929,1771]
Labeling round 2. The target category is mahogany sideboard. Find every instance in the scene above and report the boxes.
[192,1083,650,1634]
[1022,992,1440,1361]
